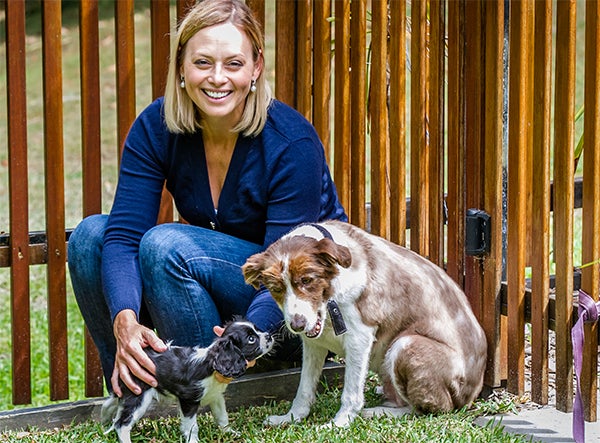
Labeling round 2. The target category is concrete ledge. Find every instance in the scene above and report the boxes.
[0,363,345,432]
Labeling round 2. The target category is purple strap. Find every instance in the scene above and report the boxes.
[571,289,599,443]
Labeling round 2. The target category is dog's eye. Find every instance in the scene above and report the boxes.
[248,336,257,344]
[301,277,313,286]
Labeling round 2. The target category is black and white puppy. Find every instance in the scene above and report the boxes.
[102,320,274,443]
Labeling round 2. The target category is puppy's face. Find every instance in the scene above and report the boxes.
[211,320,274,379]
[221,320,274,361]
[242,236,351,339]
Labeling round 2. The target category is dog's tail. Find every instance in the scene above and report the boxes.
[100,394,119,433]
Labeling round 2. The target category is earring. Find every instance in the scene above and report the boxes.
[180,77,185,89]
[250,79,257,93]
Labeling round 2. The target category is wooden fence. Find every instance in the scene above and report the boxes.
[1,0,598,424]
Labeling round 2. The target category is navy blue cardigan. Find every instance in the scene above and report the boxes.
[102,98,347,322]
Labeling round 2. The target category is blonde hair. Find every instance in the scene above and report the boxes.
[164,0,272,136]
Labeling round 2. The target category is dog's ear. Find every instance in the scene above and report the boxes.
[212,340,248,379]
[242,253,266,289]
[317,238,352,268]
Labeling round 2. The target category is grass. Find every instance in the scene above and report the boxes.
[0,377,534,443]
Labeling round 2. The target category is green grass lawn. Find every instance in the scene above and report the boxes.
[0,377,533,443]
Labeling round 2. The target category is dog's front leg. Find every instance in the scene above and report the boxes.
[265,342,329,425]
[331,329,375,427]
[209,394,229,429]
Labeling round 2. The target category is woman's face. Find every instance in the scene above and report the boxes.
[180,22,262,127]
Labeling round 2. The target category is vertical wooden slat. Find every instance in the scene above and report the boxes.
[176,0,196,19]
[313,0,331,160]
[389,0,406,246]
[553,0,576,413]
[409,0,428,255]
[580,0,600,422]
[151,0,175,225]
[463,1,483,318]
[275,0,296,106]
[428,0,444,265]
[115,0,136,157]
[296,0,312,120]
[43,0,69,401]
[6,0,32,406]
[506,0,533,397]
[246,0,265,30]
[530,0,552,406]
[446,0,465,286]
[349,0,367,229]
[79,0,104,398]
[482,0,504,389]
[333,0,351,214]
[369,0,389,238]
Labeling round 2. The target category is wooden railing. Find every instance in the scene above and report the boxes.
[1,0,598,425]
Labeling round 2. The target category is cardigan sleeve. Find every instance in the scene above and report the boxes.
[101,99,168,322]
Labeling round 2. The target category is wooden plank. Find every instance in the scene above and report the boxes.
[115,0,136,158]
[151,0,175,225]
[446,0,465,287]
[296,0,312,120]
[463,0,483,319]
[333,0,351,216]
[246,0,265,30]
[5,0,32,406]
[530,0,552,406]
[506,0,533,397]
[482,0,504,389]
[388,0,406,246]
[409,0,429,256]
[580,0,600,422]
[428,0,444,264]
[79,0,104,399]
[313,0,332,161]
[349,0,367,229]
[275,0,296,106]
[42,0,69,401]
[369,0,389,238]
[552,0,576,412]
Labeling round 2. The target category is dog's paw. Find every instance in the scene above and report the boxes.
[360,405,413,419]
[264,413,296,426]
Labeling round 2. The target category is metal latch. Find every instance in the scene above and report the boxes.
[465,209,491,256]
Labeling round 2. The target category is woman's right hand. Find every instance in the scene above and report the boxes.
[111,309,167,397]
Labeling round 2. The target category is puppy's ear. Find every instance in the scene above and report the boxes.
[317,238,352,268]
[242,253,266,289]
[212,340,248,379]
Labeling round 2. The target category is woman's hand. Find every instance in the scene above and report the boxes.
[111,309,167,397]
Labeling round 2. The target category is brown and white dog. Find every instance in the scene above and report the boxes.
[242,220,487,427]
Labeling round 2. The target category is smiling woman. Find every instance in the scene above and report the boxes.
[67,0,347,403]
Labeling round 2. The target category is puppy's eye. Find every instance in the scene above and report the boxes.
[248,336,257,344]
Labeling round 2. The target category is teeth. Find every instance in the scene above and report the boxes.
[306,315,322,338]
[205,90,229,99]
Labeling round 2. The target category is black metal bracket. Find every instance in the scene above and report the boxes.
[465,209,491,256]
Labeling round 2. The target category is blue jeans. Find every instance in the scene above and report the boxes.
[68,214,293,388]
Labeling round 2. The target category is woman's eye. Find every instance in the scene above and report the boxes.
[194,59,210,67]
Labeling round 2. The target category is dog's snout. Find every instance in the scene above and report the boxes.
[290,314,307,332]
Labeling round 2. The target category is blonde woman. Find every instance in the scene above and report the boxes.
[68,0,346,397]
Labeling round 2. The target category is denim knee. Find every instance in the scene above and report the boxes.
[68,214,107,272]
[138,223,183,271]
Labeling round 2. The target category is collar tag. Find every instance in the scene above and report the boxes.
[327,300,347,335]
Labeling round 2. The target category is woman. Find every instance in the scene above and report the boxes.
[68,0,346,397]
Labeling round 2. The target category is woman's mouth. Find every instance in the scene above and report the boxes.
[204,89,231,100]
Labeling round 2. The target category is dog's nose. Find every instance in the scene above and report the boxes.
[290,314,306,332]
